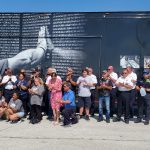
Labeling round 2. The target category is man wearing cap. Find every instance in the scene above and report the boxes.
[63,67,77,94]
[97,70,112,123]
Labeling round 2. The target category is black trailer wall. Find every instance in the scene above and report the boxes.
[0,12,150,78]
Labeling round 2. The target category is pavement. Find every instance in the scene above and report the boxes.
[0,115,150,150]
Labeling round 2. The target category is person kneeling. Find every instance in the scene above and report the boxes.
[57,82,78,127]
[5,92,24,123]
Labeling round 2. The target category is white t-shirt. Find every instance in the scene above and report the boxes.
[109,72,118,88]
[2,75,17,90]
[116,76,133,91]
[127,72,137,89]
[77,76,92,97]
[89,74,97,90]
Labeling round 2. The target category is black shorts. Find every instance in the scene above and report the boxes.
[78,97,91,109]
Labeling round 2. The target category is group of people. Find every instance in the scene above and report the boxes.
[0,64,150,127]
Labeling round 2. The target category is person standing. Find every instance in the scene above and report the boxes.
[29,77,45,124]
[63,67,77,94]
[114,69,133,124]
[97,70,112,123]
[77,68,93,120]
[107,66,118,117]
[48,72,62,125]
[126,66,137,118]
[88,67,97,117]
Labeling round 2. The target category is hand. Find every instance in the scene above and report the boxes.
[57,99,63,104]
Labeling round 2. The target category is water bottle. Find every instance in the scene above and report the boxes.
[140,87,146,97]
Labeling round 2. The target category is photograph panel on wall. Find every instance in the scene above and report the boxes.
[144,56,150,68]
[120,55,140,68]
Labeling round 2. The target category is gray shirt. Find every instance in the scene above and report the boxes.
[9,98,24,112]
[30,85,45,106]
[77,76,92,97]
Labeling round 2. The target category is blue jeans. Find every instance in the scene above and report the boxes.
[99,96,110,119]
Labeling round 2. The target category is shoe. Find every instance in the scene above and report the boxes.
[85,115,90,121]
[90,113,95,117]
[106,119,110,123]
[97,118,103,122]
[79,115,84,119]
[134,118,142,123]
[125,119,129,124]
[113,117,121,122]
[61,123,72,127]
[144,120,149,125]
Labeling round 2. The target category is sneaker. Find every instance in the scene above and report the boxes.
[97,118,103,122]
[125,119,129,124]
[106,119,110,123]
[79,115,84,119]
[113,117,121,122]
[134,118,142,123]
[144,120,149,125]
[61,123,72,127]
[85,115,90,121]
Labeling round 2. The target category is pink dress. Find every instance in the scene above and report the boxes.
[49,78,62,111]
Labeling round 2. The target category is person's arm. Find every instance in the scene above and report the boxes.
[69,78,77,86]
[32,86,45,96]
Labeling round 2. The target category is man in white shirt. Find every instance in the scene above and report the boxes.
[114,69,133,124]
[107,66,118,117]
[126,66,137,118]
[0,68,17,103]
[88,67,97,116]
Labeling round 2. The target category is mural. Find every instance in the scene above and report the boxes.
[0,13,150,77]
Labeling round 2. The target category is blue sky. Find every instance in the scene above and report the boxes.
[0,0,150,12]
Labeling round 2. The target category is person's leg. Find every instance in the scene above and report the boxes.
[98,97,104,121]
[105,96,110,122]
[30,105,36,120]
[53,109,57,122]
[35,105,42,121]
[56,110,60,124]
[135,96,144,123]
[123,92,130,123]
[144,94,150,125]
[5,108,14,120]
[130,89,136,118]
[0,107,6,118]
[110,88,117,117]
[20,94,28,117]
[90,89,96,116]
[9,112,24,121]
[62,109,72,125]
[85,97,91,120]
[113,91,122,122]
[78,97,84,117]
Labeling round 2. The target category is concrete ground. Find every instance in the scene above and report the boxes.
[0,116,150,150]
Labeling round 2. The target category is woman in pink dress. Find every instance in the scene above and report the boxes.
[48,72,62,124]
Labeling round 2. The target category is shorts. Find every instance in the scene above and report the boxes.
[16,112,25,118]
[78,97,91,108]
